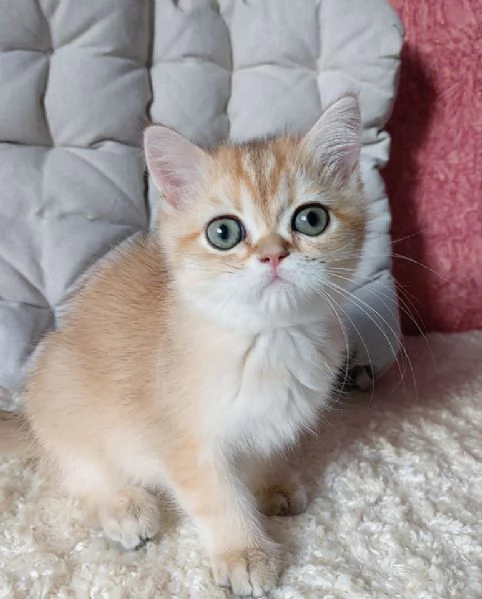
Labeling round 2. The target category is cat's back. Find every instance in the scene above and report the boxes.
[62,233,169,344]
[23,234,172,460]
[80,234,165,316]
[28,234,170,399]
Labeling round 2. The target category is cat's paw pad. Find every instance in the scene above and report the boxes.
[99,489,160,549]
[212,544,281,597]
[258,483,308,517]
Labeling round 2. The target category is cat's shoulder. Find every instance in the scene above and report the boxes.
[59,233,169,329]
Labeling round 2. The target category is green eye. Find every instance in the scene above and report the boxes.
[292,203,329,237]
[206,216,245,250]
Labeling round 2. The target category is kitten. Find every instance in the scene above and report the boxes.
[0,95,367,597]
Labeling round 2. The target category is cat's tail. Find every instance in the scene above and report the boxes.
[0,410,33,457]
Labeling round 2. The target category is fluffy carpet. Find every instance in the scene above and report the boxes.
[1,332,481,599]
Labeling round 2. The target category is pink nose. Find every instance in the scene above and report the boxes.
[259,252,289,268]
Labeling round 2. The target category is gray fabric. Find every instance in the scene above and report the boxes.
[0,0,403,405]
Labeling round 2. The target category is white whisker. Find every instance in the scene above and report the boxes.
[323,280,417,398]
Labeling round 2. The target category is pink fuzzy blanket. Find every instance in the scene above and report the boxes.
[386,0,481,334]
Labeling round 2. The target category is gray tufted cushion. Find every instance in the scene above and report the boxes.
[0,0,403,406]
[0,0,151,396]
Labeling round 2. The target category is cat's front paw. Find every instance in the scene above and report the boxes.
[98,488,161,549]
[211,543,281,597]
[257,481,308,517]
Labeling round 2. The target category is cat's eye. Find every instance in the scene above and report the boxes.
[292,203,329,237]
[206,216,245,251]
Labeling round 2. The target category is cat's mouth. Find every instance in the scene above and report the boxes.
[262,272,289,292]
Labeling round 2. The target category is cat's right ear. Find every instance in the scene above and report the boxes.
[300,94,361,179]
[144,125,208,210]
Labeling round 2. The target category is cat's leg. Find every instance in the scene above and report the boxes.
[59,454,161,549]
[242,457,308,517]
[93,486,161,549]
[163,447,282,597]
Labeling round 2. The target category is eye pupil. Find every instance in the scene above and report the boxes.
[306,211,319,227]
[217,224,229,240]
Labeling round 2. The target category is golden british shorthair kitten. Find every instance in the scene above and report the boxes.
[0,95,367,596]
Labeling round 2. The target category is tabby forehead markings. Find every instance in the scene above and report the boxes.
[216,144,296,243]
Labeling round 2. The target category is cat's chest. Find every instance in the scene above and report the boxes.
[203,323,342,455]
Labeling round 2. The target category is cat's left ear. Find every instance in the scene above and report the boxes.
[301,94,362,178]
[144,125,208,210]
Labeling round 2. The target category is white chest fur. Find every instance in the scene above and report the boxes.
[202,321,344,457]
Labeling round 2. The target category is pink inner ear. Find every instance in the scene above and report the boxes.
[161,173,188,206]
[144,125,206,209]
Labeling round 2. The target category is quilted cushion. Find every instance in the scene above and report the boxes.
[0,0,403,404]
[0,0,151,396]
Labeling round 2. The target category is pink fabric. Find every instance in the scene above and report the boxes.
[385,0,481,333]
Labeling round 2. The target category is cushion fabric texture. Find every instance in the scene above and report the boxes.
[0,0,403,404]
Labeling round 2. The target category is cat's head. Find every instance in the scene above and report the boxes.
[145,95,367,331]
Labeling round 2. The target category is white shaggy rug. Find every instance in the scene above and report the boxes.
[1,332,481,599]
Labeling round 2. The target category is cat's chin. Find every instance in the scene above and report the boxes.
[185,287,334,335]
[260,276,292,295]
